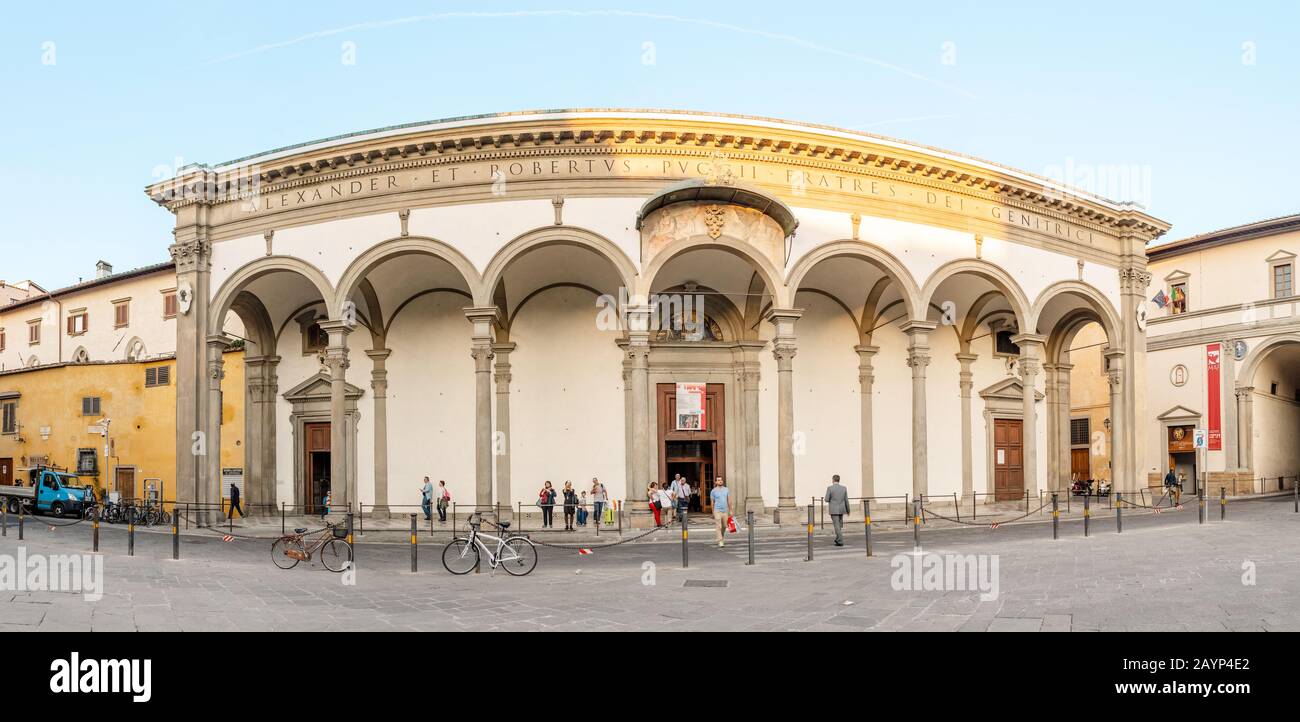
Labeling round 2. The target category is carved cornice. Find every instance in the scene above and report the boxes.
[146,111,1170,241]
[169,239,212,272]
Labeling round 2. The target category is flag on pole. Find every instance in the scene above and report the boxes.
[1151,289,1169,308]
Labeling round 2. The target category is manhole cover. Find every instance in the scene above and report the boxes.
[683,579,728,588]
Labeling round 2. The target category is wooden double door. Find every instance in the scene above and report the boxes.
[993,419,1024,501]
[304,422,331,513]
[657,383,725,513]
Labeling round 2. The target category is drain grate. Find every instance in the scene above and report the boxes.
[683,579,728,588]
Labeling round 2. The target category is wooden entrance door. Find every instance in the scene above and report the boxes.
[657,383,725,512]
[115,467,136,501]
[993,419,1023,501]
[0,458,11,485]
[304,422,331,513]
[1070,448,1090,481]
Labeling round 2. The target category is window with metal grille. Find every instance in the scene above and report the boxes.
[145,366,171,388]
[81,396,101,416]
[1070,417,1090,447]
[994,330,1020,356]
[77,449,97,475]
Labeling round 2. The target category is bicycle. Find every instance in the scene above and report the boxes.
[271,522,353,573]
[442,513,538,576]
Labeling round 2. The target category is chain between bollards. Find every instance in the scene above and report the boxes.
[745,510,755,566]
[805,504,814,562]
[410,513,418,573]
[863,499,873,557]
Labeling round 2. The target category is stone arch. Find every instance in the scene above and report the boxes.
[1237,334,1300,388]
[70,346,89,364]
[919,258,1032,330]
[124,337,147,362]
[786,239,923,321]
[641,233,789,308]
[334,236,482,319]
[209,256,335,336]
[1031,279,1122,353]
[478,225,638,307]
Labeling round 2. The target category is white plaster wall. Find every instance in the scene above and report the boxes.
[791,292,861,503]
[508,287,626,506]
[1148,228,1300,318]
[1145,345,1208,475]
[210,233,268,298]
[926,329,966,497]
[407,200,552,275]
[869,324,913,500]
[1250,352,1300,483]
[273,320,324,506]
[276,214,401,290]
[382,293,476,511]
[560,197,645,271]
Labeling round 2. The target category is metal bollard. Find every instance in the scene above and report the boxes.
[128,519,135,556]
[410,514,418,573]
[1083,493,1091,537]
[863,500,873,557]
[1116,492,1123,534]
[904,493,910,525]
[1220,487,1226,521]
[1,504,6,537]
[912,500,921,548]
[1051,493,1059,540]
[93,517,100,552]
[746,511,755,566]
[679,507,689,569]
[281,502,286,535]
[172,513,179,560]
[805,505,814,562]
[1293,479,1297,513]
[1199,488,1206,525]
[18,506,24,540]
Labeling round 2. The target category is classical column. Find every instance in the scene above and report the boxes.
[493,342,515,517]
[902,321,937,498]
[243,354,279,515]
[1013,335,1045,495]
[767,310,801,513]
[203,335,229,526]
[1236,385,1255,477]
[1054,363,1074,491]
[366,349,391,517]
[626,306,653,518]
[169,233,211,513]
[1105,350,1127,491]
[739,342,764,514]
[1117,264,1151,494]
[1223,341,1240,470]
[319,320,353,511]
[956,352,977,502]
[857,345,880,499]
[464,307,501,510]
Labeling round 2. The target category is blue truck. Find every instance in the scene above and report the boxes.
[0,465,91,518]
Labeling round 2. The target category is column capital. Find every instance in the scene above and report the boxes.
[1009,332,1048,349]
[169,239,212,274]
[900,320,939,336]
[955,352,979,365]
[764,308,802,342]
[492,341,517,356]
[365,348,392,363]
[1235,385,1255,398]
[854,344,881,358]
[463,306,502,341]
[625,304,655,333]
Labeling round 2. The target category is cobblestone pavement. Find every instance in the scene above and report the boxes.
[1,496,1296,632]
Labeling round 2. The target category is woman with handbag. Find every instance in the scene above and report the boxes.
[647,481,663,527]
[538,481,557,528]
[561,481,578,531]
[436,480,450,523]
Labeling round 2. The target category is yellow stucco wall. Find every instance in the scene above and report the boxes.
[0,352,243,502]
[1068,322,1114,482]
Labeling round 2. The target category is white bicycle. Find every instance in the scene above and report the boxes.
[442,513,539,576]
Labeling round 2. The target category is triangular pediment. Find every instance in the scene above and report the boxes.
[978,376,1044,402]
[1266,249,1296,263]
[282,372,365,404]
[1156,405,1201,421]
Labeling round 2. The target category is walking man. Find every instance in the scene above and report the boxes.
[420,476,434,521]
[670,474,692,523]
[824,474,850,546]
[709,477,730,547]
[227,481,243,520]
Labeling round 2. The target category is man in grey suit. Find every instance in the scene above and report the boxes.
[824,474,850,546]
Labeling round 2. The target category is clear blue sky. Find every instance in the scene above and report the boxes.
[2,1,1297,288]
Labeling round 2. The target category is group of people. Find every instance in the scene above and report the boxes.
[646,474,733,547]
[537,478,609,531]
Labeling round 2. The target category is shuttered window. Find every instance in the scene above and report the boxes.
[163,293,178,318]
[67,312,87,335]
[145,366,171,388]
[2,402,15,434]
[1070,417,1090,447]
[81,396,101,417]
[114,302,130,328]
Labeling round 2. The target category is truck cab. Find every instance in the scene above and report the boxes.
[25,467,88,518]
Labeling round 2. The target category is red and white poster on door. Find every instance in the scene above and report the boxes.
[1206,343,1222,450]
[675,382,707,431]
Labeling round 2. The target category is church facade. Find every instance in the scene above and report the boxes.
[146,110,1168,520]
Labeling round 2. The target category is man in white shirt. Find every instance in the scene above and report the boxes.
[670,475,692,522]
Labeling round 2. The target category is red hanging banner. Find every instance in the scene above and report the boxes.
[1206,343,1222,450]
